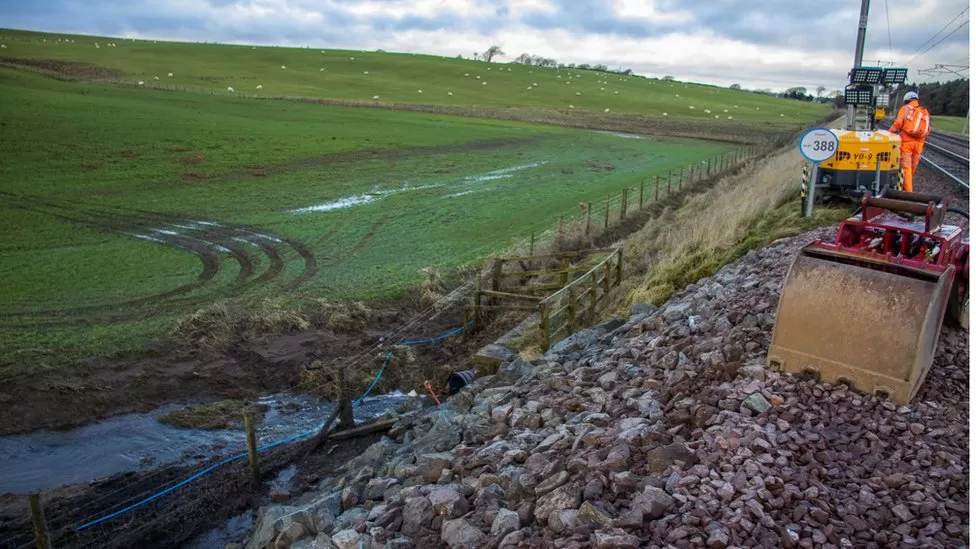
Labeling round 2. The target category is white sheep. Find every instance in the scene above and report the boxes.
[319,68,325,71]
[373,95,379,99]
[418,89,423,93]
[727,116,733,119]
[780,113,785,117]
[604,108,610,113]
[465,73,469,76]
[569,104,575,108]
[714,115,719,118]
[507,68,511,71]
[565,81,570,85]
[675,94,679,97]
[476,75,480,79]
[228,86,234,92]
[482,81,487,85]
[704,109,711,114]
[600,87,605,91]
[349,56,354,60]
[689,106,695,109]
[723,109,728,112]
[533,82,538,86]
[363,71,368,75]
[575,91,581,95]
[95,43,100,48]
[281,65,286,69]
[663,112,668,116]
[256,85,263,90]
[734,105,739,108]
[168,72,173,77]
[154,76,159,80]
[138,81,144,86]
[526,86,532,90]
[614,91,619,94]
[448,92,453,96]
[487,67,491,70]
[1,44,7,49]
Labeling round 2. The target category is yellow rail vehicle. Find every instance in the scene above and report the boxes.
[811,129,902,202]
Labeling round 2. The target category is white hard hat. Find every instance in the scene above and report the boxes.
[904,91,919,102]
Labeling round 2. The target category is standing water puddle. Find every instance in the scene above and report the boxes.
[0,392,419,494]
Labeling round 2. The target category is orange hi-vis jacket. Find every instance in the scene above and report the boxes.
[890,100,927,143]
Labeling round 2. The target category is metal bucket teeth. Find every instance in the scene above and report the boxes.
[766,247,954,404]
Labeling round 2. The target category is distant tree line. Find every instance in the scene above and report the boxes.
[508,51,635,76]
[903,79,968,116]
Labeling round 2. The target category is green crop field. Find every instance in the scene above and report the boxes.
[931,115,969,135]
[0,28,829,125]
[0,27,830,370]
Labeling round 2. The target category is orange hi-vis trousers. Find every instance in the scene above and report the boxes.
[899,139,924,193]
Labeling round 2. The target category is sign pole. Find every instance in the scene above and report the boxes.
[805,162,819,218]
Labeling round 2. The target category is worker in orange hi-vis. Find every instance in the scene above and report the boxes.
[888,91,931,193]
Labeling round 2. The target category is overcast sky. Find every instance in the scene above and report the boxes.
[1,0,970,92]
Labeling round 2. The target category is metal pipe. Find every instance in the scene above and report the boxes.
[847,0,871,130]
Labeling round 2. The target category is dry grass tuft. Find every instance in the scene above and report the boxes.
[419,266,447,307]
[158,399,268,430]
[305,299,370,333]
[624,140,849,307]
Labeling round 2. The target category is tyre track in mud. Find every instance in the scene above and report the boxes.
[0,193,317,324]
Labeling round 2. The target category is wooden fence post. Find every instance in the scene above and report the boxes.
[529,232,535,255]
[620,188,628,221]
[667,172,672,195]
[338,368,355,430]
[639,180,645,209]
[603,261,611,294]
[589,272,598,324]
[567,287,577,335]
[654,175,660,201]
[615,249,623,286]
[604,194,610,228]
[244,412,260,488]
[707,157,712,176]
[585,203,592,235]
[491,258,503,292]
[557,215,564,242]
[29,493,51,549]
[560,256,570,287]
[474,275,482,320]
[539,302,551,351]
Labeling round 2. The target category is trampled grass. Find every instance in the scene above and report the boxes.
[0,66,740,368]
[0,28,830,126]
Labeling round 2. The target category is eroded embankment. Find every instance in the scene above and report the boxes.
[243,222,967,549]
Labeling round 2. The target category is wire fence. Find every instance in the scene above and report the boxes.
[1,64,770,548]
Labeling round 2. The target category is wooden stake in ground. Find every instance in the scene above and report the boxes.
[604,194,610,228]
[585,203,592,235]
[654,175,660,201]
[338,368,355,430]
[29,493,51,549]
[620,188,628,221]
[244,412,259,488]
[639,180,645,209]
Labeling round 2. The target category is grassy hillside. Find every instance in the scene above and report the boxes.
[0,28,830,126]
[0,67,741,369]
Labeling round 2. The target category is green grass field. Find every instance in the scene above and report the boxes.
[0,28,829,125]
[0,65,746,368]
[931,115,970,135]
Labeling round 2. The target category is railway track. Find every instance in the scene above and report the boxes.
[878,121,970,190]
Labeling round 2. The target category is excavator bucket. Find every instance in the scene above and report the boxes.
[767,246,955,404]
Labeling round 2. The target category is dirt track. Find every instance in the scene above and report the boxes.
[1,192,316,324]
